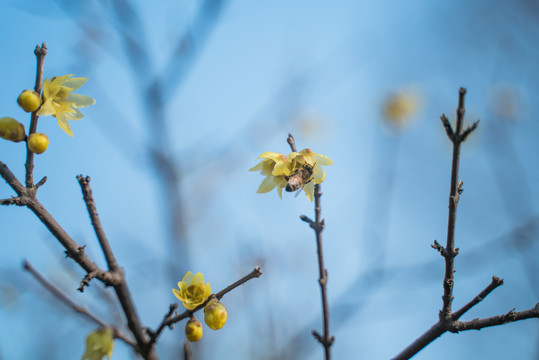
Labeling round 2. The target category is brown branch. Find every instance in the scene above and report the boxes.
[393,88,539,359]
[25,42,47,188]
[454,304,539,331]
[150,266,262,344]
[305,184,334,359]
[452,276,504,320]
[77,175,120,271]
[23,259,136,347]
[183,341,192,360]
[287,133,297,152]
[440,87,471,320]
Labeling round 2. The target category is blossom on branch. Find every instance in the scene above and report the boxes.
[250,148,332,201]
[81,327,114,360]
[172,271,211,310]
[37,74,95,136]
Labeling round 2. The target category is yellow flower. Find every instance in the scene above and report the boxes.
[204,298,227,330]
[250,148,332,201]
[287,149,333,201]
[185,316,203,342]
[37,74,95,136]
[172,271,211,310]
[81,327,114,360]
[249,152,291,198]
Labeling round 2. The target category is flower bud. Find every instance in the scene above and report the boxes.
[185,316,203,342]
[27,133,49,154]
[204,298,227,330]
[0,117,26,142]
[17,90,42,113]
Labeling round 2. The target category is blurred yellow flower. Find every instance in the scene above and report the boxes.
[81,327,114,360]
[37,74,95,136]
[382,88,421,130]
[250,148,332,201]
[172,271,211,310]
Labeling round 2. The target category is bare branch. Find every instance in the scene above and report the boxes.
[23,260,136,347]
[77,175,120,271]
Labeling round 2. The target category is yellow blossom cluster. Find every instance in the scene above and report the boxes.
[249,148,333,201]
[1,73,95,155]
[172,271,229,342]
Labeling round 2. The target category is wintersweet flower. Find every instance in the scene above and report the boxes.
[81,327,114,360]
[249,151,291,198]
[37,74,95,136]
[172,271,211,310]
[250,148,332,201]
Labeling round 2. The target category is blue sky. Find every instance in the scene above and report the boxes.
[0,1,538,359]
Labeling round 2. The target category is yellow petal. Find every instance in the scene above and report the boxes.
[172,288,182,300]
[182,271,194,283]
[256,176,279,193]
[66,94,95,108]
[65,108,85,120]
[204,283,212,297]
[192,272,205,285]
[36,99,56,116]
[62,76,88,91]
[303,182,315,202]
[57,115,74,137]
[312,166,326,184]
[312,153,333,166]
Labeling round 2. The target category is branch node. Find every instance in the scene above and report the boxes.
[287,133,297,152]
[78,270,97,292]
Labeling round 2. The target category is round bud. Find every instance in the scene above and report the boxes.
[0,117,26,142]
[17,90,42,113]
[185,316,203,342]
[204,298,227,330]
[27,133,49,154]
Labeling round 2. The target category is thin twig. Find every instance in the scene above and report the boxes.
[287,133,297,152]
[440,87,470,320]
[77,175,119,271]
[306,184,334,359]
[25,42,47,188]
[452,276,504,320]
[23,260,136,347]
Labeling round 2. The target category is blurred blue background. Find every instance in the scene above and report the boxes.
[0,0,538,359]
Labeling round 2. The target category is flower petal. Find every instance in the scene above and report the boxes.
[312,153,333,166]
[182,271,194,283]
[256,176,279,193]
[57,115,74,137]
[66,93,96,108]
[303,182,315,202]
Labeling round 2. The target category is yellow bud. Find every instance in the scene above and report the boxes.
[17,90,42,113]
[185,316,203,342]
[27,133,49,154]
[204,298,227,330]
[0,117,26,142]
